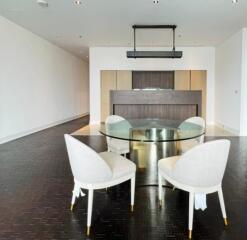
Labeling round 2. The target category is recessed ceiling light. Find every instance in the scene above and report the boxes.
[75,0,82,5]
[37,0,49,8]
[232,0,239,3]
[153,0,159,4]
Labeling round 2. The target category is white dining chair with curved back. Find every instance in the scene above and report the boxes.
[158,139,230,239]
[64,134,136,236]
[105,115,130,156]
[178,117,206,154]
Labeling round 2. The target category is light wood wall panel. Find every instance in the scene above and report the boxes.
[174,70,190,90]
[101,70,117,122]
[101,70,132,122]
[116,70,132,90]
[191,70,207,119]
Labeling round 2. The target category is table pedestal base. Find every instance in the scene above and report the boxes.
[130,141,179,186]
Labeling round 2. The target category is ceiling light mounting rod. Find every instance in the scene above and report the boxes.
[127,24,182,58]
[134,27,136,52]
[132,25,177,51]
[173,27,175,51]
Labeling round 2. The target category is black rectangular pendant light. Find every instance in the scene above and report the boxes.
[126,25,183,59]
[127,50,182,58]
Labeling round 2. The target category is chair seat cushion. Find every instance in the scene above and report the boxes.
[108,139,129,154]
[158,156,180,174]
[99,152,136,179]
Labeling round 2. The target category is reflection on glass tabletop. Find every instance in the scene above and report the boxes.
[99,118,205,142]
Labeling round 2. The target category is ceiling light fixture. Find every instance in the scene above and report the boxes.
[75,0,82,5]
[153,0,159,4]
[232,0,239,3]
[37,0,49,8]
[127,25,183,59]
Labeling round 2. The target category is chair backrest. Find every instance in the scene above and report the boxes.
[172,139,230,188]
[179,117,206,144]
[105,115,126,146]
[64,134,112,184]
[184,116,206,128]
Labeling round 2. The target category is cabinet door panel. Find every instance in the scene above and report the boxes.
[174,70,190,90]
[191,70,207,119]
[101,70,117,122]
[116,70,132,90]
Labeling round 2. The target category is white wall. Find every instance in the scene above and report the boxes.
[215,30,243,135]
[89,47,215,124]
[240,28,247,135]
[0,16,89,144]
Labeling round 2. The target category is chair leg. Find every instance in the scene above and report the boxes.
[71,183,79,211]
[158,171,163,207]
[131,176,135,212]
[87,189,94,236]
[188,192,194,239]
[218,187,228,226]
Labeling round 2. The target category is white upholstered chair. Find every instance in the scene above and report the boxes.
[178,117,206,154]
[64,134,136,236]
[105,115,130,156]
[158,139,230,239]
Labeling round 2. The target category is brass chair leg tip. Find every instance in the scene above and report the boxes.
[70,204,73,211]
[224,218,228,226]
[87,226,90,236]
[188,230,192,239]
[131,205,134,212]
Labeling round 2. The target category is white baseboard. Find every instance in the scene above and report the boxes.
[89,120,101,125]
[0,112,89,145]
[214,122,239,136]
[206,121,215,125]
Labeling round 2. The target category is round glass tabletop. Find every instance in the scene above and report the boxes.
[99,118,205,142]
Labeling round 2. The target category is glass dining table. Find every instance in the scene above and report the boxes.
[100,118,205,186]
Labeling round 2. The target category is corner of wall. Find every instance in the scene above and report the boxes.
[240,28,247,136]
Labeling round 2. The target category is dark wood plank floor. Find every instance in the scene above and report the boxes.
[0,116,246,240]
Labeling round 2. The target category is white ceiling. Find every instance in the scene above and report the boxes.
[0,0,247,60]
